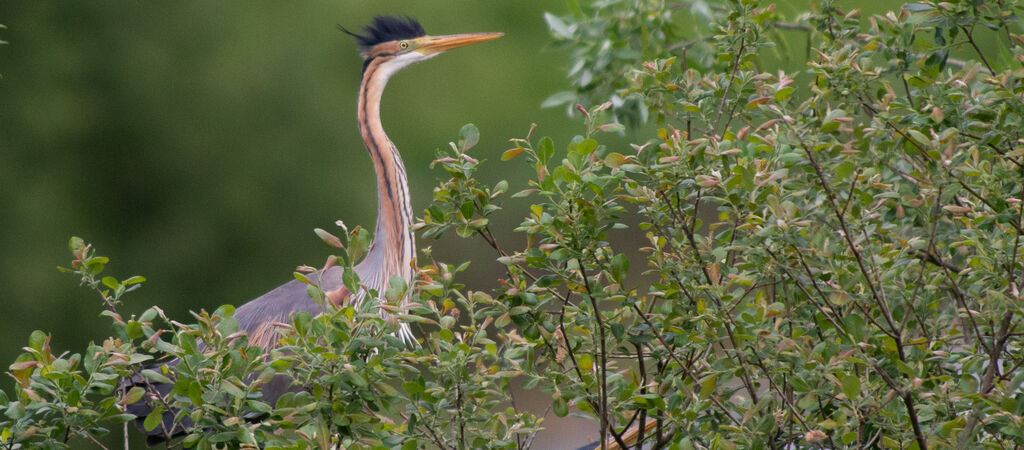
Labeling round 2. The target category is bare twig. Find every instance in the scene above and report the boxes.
[961,25,997,76]
[714,37,746,137]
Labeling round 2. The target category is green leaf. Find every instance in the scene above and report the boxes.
[605,152,626,168]
[598,123,625,133]
[840,374,861,399]
[139,307,158,323]
[209,431,237,443]
[610,253,629,283]
[903,3,934,11]
[541,90,576,108]
[385,275,407,303]
[28,330,47,352]
[459,200,476,219]
[844,313,866,343]
[125,321,144,339]
[509,305,531,315]
[220,380,245,399]
[907,129,930,146]
[124,275,146,285]
[835,161,856,180]
[343,268,360,293]
[774,86,794,101]
[544,12,572,39]
[402,381,424,395]
[108,413,137,424]
[610,322,624,340]
[314,228,344,248]
[538,137,554,165]
[456,224,474,238]
[458,123,480,151]
[293,272,313,285]
[502,148,525,161]
[293,311,311,336]
[374,381,398,396]
[492,179,508,196]
[68,236,85,252]
[495,313,511,328]
[348,371,368,387]
[700,375,717,397]
[820,120,840,133]
[86,256,109,275]
[576,138,598,155]
[102,276,119,289]
[469,216,490,229]
[141,369,173,384]
[143,406,165,431]
[439,328,454,342]
[578,353,593,373]
[123,386,146,405]
[553,394,568,417]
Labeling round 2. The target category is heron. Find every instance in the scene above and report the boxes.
[127,15,502,443]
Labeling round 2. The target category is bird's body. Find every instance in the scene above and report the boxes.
[128,16,501,443]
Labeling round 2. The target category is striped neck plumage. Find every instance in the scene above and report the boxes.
[356,56,416,301]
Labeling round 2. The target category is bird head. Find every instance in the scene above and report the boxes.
[341,16,503,73]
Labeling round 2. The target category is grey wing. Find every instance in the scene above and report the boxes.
[235,279,323,350]
[233,265,351,350]
[126,267,349,442]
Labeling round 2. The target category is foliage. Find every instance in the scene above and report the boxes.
[2,227,542,449]
[4,0,1024,449]
[518,0,1024,447]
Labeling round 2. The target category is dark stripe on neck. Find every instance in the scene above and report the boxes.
[358,57,410,261]
[361,52,398,76]
[359,59,398,207]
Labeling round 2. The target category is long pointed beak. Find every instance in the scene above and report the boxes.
[416,32,503,55]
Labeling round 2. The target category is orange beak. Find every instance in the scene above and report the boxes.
[416,32,504,55]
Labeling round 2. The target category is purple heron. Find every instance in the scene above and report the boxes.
[127,16,501,443]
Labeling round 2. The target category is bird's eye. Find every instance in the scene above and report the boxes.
[399,41,409,49]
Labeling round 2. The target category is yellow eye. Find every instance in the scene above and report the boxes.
[399,41,409,49]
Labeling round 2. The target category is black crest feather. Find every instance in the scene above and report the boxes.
[339,16,426,53]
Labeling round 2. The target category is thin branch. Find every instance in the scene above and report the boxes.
[635,343,648,449]
[84,432,111,450]
[906,249,962,273]
[934,246,990,353]
[769,248,906,394]
[795,136,896,334]
[961,25,997,76]
[840,168,863,217]
[860,100,1024,234]
[630,303,743,428]
[578,260,622,449]
[957,131,1024,170]
[901,74,915,109]
[903,188,945,341]
[557,289,601,413]
[714,37,746,137]
[771,247,927,449]
[401,411,446,449]
[1010,184,1024,297]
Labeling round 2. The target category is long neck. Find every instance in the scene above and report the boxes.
[356,58,415,291]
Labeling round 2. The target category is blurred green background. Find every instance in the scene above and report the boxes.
[0,0,579,387]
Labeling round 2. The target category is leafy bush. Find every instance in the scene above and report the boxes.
[3,0,1024,448]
